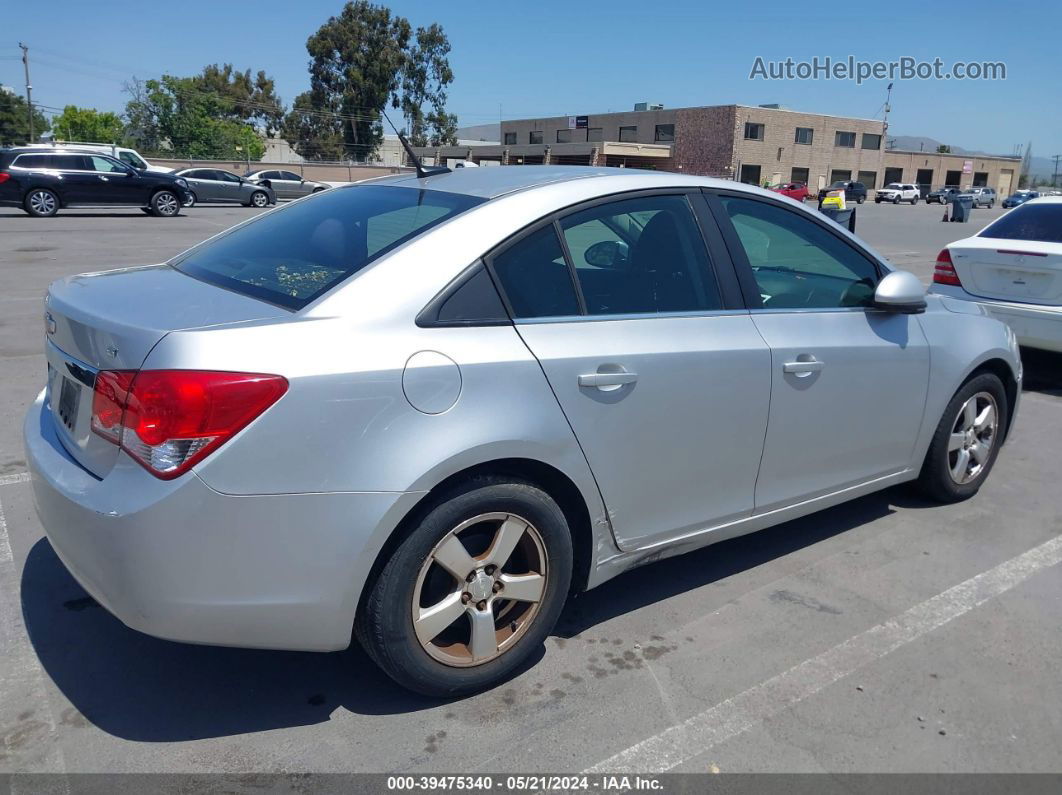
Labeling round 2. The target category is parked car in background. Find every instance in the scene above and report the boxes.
[25,167,1021,697]
[174,168,276,208]
[0,147,191,217]
[772,181,810,201]
[818,180,867,204]
[930,197,1062,353]
[876,183,920,204]
[243,169,330,200]
[964,187,997,208]
[27,141,171,173]
[927,186,963,205]
[1002,190,1040,209]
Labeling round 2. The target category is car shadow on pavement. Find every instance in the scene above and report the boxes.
[20,539,443,741]
[17,486,931,741]
[1020,348,1062,395]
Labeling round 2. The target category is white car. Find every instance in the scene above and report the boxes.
[930,197,1062,352]
[876,183,920,204]
[27,142,171,173]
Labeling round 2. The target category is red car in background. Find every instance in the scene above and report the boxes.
[772,181,810,201]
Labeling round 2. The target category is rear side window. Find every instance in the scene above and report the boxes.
[492,225,579,319]
[171,185,485,310]
[979,204,1062,244]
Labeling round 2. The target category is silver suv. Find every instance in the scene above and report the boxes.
[965,187,997,208]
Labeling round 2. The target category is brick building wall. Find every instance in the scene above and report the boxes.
[672,106,737,177]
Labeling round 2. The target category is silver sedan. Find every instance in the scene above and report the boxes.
[243,169,330,200]
[173,168,276,207]
[25,167,1021,697]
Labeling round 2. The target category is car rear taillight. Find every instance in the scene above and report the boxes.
[90,370,287,479]
[0,172,10,184]
[933,248,962,286]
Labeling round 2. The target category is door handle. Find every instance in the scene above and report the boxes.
[578,371,638,389]
[783,359,825,374]
[98,176,109,181]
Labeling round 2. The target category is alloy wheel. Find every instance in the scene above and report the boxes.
[252,191,268,207]
[155,192,179,216]
[947,391,998,484]
[29,190,57,215]
[412,512,548,667]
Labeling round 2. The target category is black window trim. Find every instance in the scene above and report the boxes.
[702,188,887,312]
[480,187,746,324]
[416,260,513,328]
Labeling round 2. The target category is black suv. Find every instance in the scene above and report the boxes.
[817,180,867,205]
[0,148,192,217]
[926,186,962,205]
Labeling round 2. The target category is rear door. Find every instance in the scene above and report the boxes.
[488,190,771,549]
[708,190,930,511]
[273,170,306,198]
[183,169,214,201]
[951,203,1062,305]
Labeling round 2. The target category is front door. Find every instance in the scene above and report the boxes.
[710,192,930,512]
[488,192,771,549]
[211,170,245,202]
[84,155,144,204]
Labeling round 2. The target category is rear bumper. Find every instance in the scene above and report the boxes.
[929,286,1062,353]
[24,392,420,651]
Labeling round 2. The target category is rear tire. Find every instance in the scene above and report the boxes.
[356,477,573,697]
[24,188,59,217]
[911,195,919,204]
[857,196,865,204]
[150,190,181,217]
[182,192,197,208]
[916,373,1007,503]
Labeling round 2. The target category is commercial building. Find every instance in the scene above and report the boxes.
[413,103,1020,195]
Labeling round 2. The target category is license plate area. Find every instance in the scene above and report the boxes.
[58,376,82,432]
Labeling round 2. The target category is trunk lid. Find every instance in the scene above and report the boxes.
[949,237,1062,305]
[43,264,287,477]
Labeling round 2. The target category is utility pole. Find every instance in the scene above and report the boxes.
[19,42,34,142]
[882,82,893,142]
[1053,154,1061,188]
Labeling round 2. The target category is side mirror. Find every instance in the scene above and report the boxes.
[584,240,629,269]
[873,270,927,314]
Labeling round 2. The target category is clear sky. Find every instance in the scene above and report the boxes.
[3,0,1058,160]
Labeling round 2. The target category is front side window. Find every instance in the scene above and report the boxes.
[560,195,721,315]
[89,156,126,173]
[172,186,484,310]
[118,151,147,169]
[721,196,879,310]
[281,171,302,181]
[216,171,240,183]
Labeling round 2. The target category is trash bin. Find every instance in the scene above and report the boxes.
[949,195,973,222]
[819,206,857,233]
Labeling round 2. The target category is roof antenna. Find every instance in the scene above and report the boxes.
[381,109,450,179]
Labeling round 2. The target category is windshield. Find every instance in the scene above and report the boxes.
[978,203,1062,244]
[885,183,902,189]
[830,181,847,188]
[171,185,485,310]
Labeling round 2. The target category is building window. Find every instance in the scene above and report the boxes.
[503,132,516,145]
[791,167,810,184]
[739,164,762,184]
[858,171,878,189]
[654,124,675,142]
[556,129,572,143]
[529,130,543,145]
[835,131,856,148]
[973,171,989,187]
[830,169,852,184]
[794,127,813,145]
[744,122,765,141]
[861,133,882,150]
[618,126,637,142]
[587,127,603,142]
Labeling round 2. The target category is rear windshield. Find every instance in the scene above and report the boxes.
[171,185,485,309]
[978,203,1062,244]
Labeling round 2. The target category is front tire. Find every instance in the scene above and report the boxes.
[857,196,865,204]
[24,188,59,217]
[893,195,901,204]
[916,373,1007,503]
[249,190,269,208]
[356,478,573,697]
[150,190,181,217]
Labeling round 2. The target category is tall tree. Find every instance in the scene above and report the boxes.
[193,64,285,136]
[52,105,125,143]
[281,90,345,161]
[0,90,50,145]
[401,24,457,147]
[124,75,265,160]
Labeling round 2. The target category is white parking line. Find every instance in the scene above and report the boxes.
[585,533,1062,773]
[0,472,31,487]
